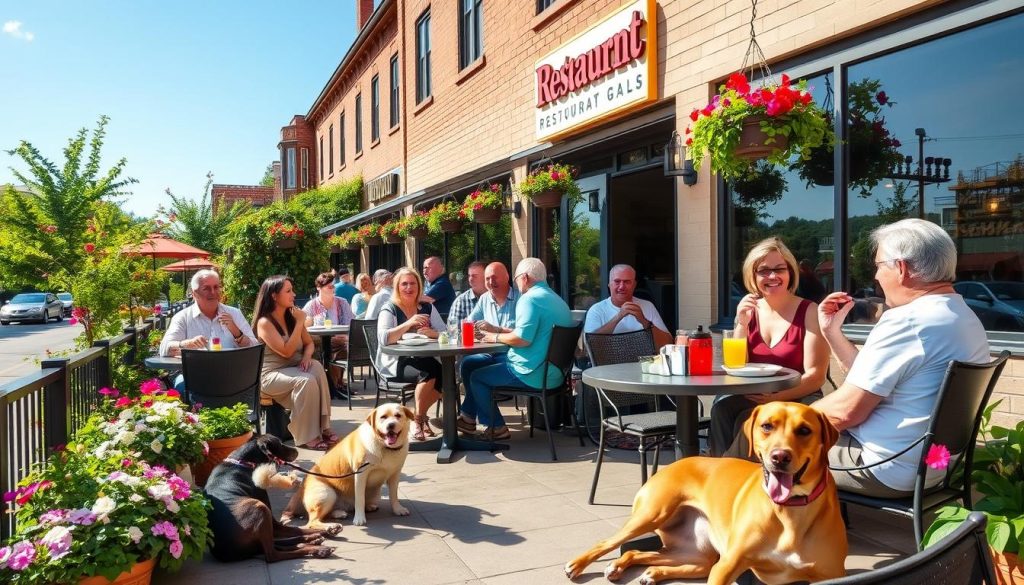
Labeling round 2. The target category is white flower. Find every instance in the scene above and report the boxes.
[165,499,180,513]
[127,526,144,544]
[129,494,144,503]
[92,496,116,516]
[150,439,163,454]
[145,415,161,424]
[134,423,148,432]
[148,484,173,500]
[115,431,136,445]
[118,409,134,421]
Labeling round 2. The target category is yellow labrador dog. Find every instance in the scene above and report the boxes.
[282,403,413,529]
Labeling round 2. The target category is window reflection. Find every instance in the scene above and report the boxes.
[569,197,601,310]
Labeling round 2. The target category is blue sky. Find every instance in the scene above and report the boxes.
[0,2,358,217]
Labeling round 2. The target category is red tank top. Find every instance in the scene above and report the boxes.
[747,298,811,374]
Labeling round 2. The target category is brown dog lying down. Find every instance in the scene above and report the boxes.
[282,403,413,529]
[204,435,338,562]
[566,402,848,585]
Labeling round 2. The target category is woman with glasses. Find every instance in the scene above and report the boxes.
[709,237,830,456]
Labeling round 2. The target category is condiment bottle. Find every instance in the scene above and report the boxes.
[210,336,222,351]
[688,325,712,375]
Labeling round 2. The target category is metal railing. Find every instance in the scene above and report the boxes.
[0,301,189,539]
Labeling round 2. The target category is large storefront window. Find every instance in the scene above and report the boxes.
[845,14,1024,331]
[720,12,1024,335]
[421,207,512,294]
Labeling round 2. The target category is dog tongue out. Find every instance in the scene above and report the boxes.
[766,471,794,504]
[385,431,399,446]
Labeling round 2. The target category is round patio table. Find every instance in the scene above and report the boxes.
[382,340,508,464]
[143,355,182,370]
[306,325,351,402]
[582,364,799,459]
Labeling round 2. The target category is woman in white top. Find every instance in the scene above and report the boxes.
[376,267,446,441]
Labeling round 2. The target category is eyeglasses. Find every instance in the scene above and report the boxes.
[874,258,901,268]
[513,272,528,283]
[754,267,789,278]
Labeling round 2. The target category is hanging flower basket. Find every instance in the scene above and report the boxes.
[472,207,502,224]
[460,183,505,223]
[408,226,429,239]
[79,557,157,585]
[440,219,463,233]
[274,237,298,249]
[357,222,383,246]
[329,245,342,253]
[531,189,564,209]
[346,240,361,250]
[384,234,404,244]
[735,114,790,161]
[380,218,406,244]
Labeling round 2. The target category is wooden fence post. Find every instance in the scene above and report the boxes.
[123,326,137,365]
[92,339,112,389]
[40,357,70,450]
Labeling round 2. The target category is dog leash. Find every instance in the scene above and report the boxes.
[256,444,373,480]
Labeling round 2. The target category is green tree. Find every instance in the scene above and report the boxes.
[0,115,137,291]
[161,171,249,255]
[286,176,363,230]
[260,163,275,187]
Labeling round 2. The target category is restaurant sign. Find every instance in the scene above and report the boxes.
[366,172,400,204]
[534,0,657,142]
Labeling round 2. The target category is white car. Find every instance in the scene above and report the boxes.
[57,292,74,317]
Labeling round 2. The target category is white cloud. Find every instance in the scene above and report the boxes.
[3,21,35,42]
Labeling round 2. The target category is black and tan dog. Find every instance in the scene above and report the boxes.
[204,434,338,562]
[566,402,847,585]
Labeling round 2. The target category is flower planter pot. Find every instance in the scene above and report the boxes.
[531,189,564,209]
[194,430,253,487]
[274,237,298,249]
[408,227,429,239]
[384,235,404,244]
[735,114,789,161]
[993,550,1024,585]
[79,557,156,585]
[345,241,361,250]
[472,207,502,224]
[440,220,463,234]
[330,245,342,253]
[364,236,383,246]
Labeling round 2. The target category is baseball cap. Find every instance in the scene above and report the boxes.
[338,267,351,276]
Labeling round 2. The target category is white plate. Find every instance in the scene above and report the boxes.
[397,337,433,346]
[307,326,326,331]
[723,364,783,377]
[402,333,428,340]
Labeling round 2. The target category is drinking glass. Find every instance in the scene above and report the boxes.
[675,329,689,346]
[461,319,475,347]
[313,313,325,327]
[721,329,748,368]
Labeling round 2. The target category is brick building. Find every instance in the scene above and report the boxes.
[286,0,1023,423]
[211,183,276,212]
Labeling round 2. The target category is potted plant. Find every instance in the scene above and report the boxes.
[731,161,788,210]
[516,162,581,209]
[193,403,254,487]
[340,230,361,250]
[267,221,304,249]
[0,446,210,585]
[380,218,405,244]
[794,78,903,197]
[461,183,505,224]
[922,401,1024,583]
[427,201,465,234]
[687,72,832,180]
[402,210,431,239]
[75,381,206,480]
[357,222,383,246]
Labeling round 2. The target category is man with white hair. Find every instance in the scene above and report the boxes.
[584,264,672,347]
[462,257,573,440]
[814,218,988,496]
[159,269,257,357]
[364,269,394,320]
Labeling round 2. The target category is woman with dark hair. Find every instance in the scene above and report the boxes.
[302,271,355,388]
[376,267,446,441]
[253,275,337,451]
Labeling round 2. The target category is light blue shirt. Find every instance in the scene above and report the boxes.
[469,287,519,329]
[508,282,573,388]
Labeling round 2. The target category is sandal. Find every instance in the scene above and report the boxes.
[484,426,512,441]
[321,429,341,445]
[456,416,477,434]
[415,415,437,438]
[411,420,428,442]
[302,439,333,451]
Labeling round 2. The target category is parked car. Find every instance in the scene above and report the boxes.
[952,281,1024,332]
[0,292,65,325]
[57,292,73,317]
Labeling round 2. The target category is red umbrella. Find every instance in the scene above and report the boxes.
[160,257,219,272]
[122,234,211,259]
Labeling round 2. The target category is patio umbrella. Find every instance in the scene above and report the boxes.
[160,257,219,272]
[122,233,211,260]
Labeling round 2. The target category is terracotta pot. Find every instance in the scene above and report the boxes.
[274,237,298,249]
[440,219,463,233]
[734,114,789,161]
[384,235,404,244]
[408,226,429,239]
[472,207,502,224]
[79,558,156,585]
[194,430,254,487]
[993,550,1024,585]
[531,189,564,209]
[364,236,383,246]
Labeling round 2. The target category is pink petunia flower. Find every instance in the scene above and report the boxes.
[40,525,73,559]
[169,540,183,559]
[139,379,162,395]
[98,387,119,398]
[115,397,133,408]
[68,508,97,525]
[8,540,36,570]
[925,444,950,470]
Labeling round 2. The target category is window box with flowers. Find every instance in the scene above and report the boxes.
[267,222,305,249]
[358,222,383,246]
[516,163,581,209]
[0,445,210,585]
[461,184,504,224]
[427,201,465,234]
[402,210,431,239]
[687,72,832,180]
[381,218,406,244]
[337,230,361,250]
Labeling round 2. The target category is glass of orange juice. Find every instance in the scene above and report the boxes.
[722,329,747,368]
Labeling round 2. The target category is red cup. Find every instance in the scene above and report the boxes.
[461,320,475,347]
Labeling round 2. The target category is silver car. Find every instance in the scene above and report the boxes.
[57,292,74,317]
[0,292,65,325]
